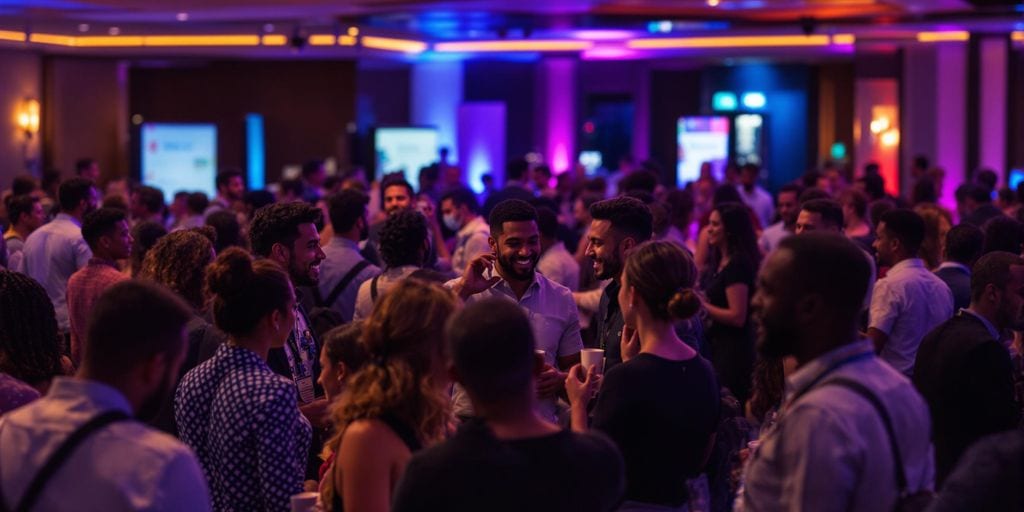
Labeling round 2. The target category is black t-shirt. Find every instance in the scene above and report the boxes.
[392,419,624,512]
[591,353,720,506]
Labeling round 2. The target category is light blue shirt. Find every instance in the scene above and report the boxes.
[17,213,92,330]
[318,237,381,322]
[0,377,212,512]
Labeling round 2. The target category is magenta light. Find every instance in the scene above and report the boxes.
[582,46,640,60]
[543,58,575,175]
[571,29,634,41]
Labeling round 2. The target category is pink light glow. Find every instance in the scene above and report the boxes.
[582,46,640,60]
[571,30,634,41]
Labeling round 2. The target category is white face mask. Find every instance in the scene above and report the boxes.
[443,213,461,232]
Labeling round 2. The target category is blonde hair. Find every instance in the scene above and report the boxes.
[321,278,457,507]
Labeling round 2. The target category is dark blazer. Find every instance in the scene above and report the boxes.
[913,311,1020,486]
[934,264,971,312]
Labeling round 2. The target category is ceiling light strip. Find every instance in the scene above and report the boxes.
[916,31,969,43]
[361,36,426,53]
[627,34,832,49]
[0,30,26,42]
[1011,31,1023,42]
[308,34,336,46]
[434,40,594,52]
[261,34,287,46]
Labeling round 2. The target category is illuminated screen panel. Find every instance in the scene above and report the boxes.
[141,123,217,202]
[677,116,730,185]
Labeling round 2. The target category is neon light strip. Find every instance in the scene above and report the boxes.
[917,31,969,43]
[627,34,831,49]
[434,40,594,52]
[361,36,426,53]
[0,30,26,42]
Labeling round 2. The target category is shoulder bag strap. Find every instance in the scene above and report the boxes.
[324,260,372,308]
[370,273,381,303]
[4,410,131,512]
[824,378,909,493]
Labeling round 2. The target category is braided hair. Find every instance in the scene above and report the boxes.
[0,271,62,386]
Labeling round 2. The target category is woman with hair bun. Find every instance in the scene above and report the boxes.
[567,240,721,511]
[175,247,311,512]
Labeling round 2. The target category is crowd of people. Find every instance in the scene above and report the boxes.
[0,152,1023,511]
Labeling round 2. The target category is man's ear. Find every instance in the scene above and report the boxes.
[620,236,638,255]
[270,242,290,264]
[488,236,497,253]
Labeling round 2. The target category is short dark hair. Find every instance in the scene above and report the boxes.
[488,199,537,235]
[82,208,127,250]
[911,178,938,205]
[618,171,659,195]
[589,196,653,243]
[879,209,926,255]
[248,202,322,257]
[971,251,1024,302]
[85,280,192,376]
[328,189,369,233]
[981,216,1024,256]
[506,158,529,182]
[58,177,95,212]
[279,179,303,198]
[536,207,560,239]
[302,159,324,178]
[380,174,414,205]
[440,187,479,215]
[75,158,96,175]
[244,190,275,212]
[779,183,804,199]
[839,189,869,219]
[665,189,695,224]
[944,223,984,266]
[215,169,242,191]
[186,192,209,215]
[798,187,831,205]
[5,195,38,225]
[776,233,871,325]
[860,172,885,200]
[11,175,36,196]
[956,183,991,204]
[712,184,743,207]
[379,209,428,268]
[447,298,535,403]
[800,199,844,230]
[913,155,930,171]
[134,185,166,215]
[205,210,244,253]
[975,168,998,193]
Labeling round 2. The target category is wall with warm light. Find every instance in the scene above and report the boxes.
[0,49,42,189]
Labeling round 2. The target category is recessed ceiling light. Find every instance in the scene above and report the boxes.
[78,24,89,32]
[707,0,720,6]
[176,12,188,22]
[263,23,275,33]
[108,27,120,35]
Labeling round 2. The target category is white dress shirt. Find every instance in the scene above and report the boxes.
[451,216,491,274]
[736,185,775,229]
[758,221,791,255]
[16,213,92,330]
[537,241,580,292]
[0,377,211,512]
[447,270,583,421]
[869,258,954,375]
[741,340,935,512]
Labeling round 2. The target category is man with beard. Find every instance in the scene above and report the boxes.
[316,190,381,323]
[740,233,934,512]
[203,169,245,220]
[0,280,211,511]
[913,251,1023,486]
[248,201,330,475]
[586,197,653,372]
[450,199,582,422]
[19,177,99,334]
[758,183,802,254]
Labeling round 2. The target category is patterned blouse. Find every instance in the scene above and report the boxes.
[176,344,312,512]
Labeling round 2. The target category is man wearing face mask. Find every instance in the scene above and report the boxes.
[450,199,583,423]
[586,197,653,373]
[441,187,491,274]
[0,279,212,511]
[316,190,382,323]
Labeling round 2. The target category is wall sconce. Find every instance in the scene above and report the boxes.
[17,98,40,139]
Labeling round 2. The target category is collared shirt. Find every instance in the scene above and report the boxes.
[67,258,128,364]
[741,341,935,512]
[869,258,954,375]
[537,241,580,292]
[736,185,775,229]
[961,308,1000,341]
[318,237,381,322]
[451,216,491,273]
[176,345,311,512]
[447,270,583,421]
[1,377,211,512]
[16,213,92,330]
[758,221,791,255]
[596,280,625,373]
[353,265,420,321]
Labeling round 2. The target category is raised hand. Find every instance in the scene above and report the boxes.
[456,253,501,299]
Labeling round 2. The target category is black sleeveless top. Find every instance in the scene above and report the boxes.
[332,413,422,512]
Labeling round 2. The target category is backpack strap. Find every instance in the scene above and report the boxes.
[823,378,910,494]
[319,260,372,309]
[0,410,131,512]
[370,274,381,303]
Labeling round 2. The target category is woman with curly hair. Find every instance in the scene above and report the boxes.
[322,278,457,512]
[139,227,226,434]
[0,270,66,413]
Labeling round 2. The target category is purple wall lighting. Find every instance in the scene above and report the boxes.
[458,102,506,193]
[541,58,576,174]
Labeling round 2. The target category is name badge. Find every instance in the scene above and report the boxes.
[297,376,316,403]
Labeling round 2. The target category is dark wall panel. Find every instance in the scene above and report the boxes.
[463,60,536,161]
[649,69,702,187]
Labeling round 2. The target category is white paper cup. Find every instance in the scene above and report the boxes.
[581,348,605,375]
[290,492,319,512]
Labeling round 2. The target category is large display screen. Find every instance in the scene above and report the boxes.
[677,116,730,185]
[375,127,439,185]
[141,123,217,203]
